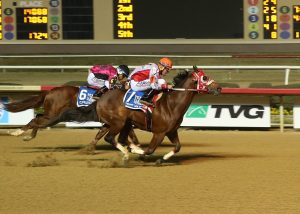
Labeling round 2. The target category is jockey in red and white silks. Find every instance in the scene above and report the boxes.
[129,63,169,91]
[128,58,173,106]
[87,65,118,89]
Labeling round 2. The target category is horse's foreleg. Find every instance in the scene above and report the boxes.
[22,115,51,141]
[9,117,39,139]
[143,133,166,156]
[164,130,181,161]
[9,119,34,136]
[23,127,39,141]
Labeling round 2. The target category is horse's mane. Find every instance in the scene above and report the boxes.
[172,70,189,87]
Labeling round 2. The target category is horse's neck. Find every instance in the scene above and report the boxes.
[163,80,195,117]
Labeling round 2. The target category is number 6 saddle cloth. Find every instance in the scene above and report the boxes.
[77,86,97,107]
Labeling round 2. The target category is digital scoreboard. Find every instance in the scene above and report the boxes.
[16,7,48,40]
[114,0,300,41]
[0,0,93,41]
[114,0,244,39]
[2,0,300,43]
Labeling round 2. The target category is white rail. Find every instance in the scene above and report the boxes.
[1,65,299,85]
[0,54,232,58]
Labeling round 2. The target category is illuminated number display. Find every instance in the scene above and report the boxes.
[115,0,134,38]
[0,0,2,40]
[113,0,244,39]
[16,8,48,40]
[263,0,278,39]
[293,5,300,39]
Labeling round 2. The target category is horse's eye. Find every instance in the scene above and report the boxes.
[203,76,208,81]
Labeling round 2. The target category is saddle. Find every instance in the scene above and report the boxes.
[123,89,162,131]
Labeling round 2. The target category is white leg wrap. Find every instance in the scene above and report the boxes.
[163,151,175,160]
[9,129,25,136]
[129,144,144,155]
[116,143,129,157]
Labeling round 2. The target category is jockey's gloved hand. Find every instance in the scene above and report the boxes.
[110,77,117,85]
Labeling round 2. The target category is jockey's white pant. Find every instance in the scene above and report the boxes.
[87,73,110,89]
[130,79,166,91]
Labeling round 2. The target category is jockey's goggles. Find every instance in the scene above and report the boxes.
[163,66,171,72]
[117,67,125,75]
[161,65,171,71]
[158,63,171,70]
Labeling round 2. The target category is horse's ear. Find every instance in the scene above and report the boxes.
[193,65,198,71]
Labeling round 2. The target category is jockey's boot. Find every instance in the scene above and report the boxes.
[140,89,156,107]
[93,86,108,99]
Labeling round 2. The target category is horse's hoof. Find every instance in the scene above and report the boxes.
[122,155,130,167]
[9,129,25,136]
[78,145,96,155]
[123,154,129,161]
[129,144,144,155]
[122,158,129,167]
[87,144,96,151]
[155,159,164,166]
[23,136,33,141]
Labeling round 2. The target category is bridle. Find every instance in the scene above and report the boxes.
[192,69,214,93]
[172,67,219,95]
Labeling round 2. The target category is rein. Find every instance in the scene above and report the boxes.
[171,88,208,94]
[170,69,215,93]
[171,88,199,92]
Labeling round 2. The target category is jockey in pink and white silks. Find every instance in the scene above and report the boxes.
[87,65,117,88]
[87,64,130,97]
[128,58,173,106]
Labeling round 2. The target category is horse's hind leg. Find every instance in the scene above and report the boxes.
[128,129,141,146]
[105,130,130,161]
[79,126,109,155]
[90,125,109,149]
[117,122,143,154]
[143,133,165,155]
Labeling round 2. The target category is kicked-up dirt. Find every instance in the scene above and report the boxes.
[0,128,300,214]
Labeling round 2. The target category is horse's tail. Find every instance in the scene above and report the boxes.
[3,91,47,112]
[40,102,99,128]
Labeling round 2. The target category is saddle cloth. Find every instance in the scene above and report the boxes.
[77,86,97,107]
[123,89,145,110]
[123,89,156,130]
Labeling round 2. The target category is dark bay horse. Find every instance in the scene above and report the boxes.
[41,66,221,163]
[4,86,139,146]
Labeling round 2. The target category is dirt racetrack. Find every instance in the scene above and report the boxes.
[1,128,300,214]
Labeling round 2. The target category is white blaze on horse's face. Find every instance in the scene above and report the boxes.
[192,70,213,92]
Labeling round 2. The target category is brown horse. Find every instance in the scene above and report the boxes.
[4,86,140,146]
[4,86,79,141]
[41,66,221,163]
